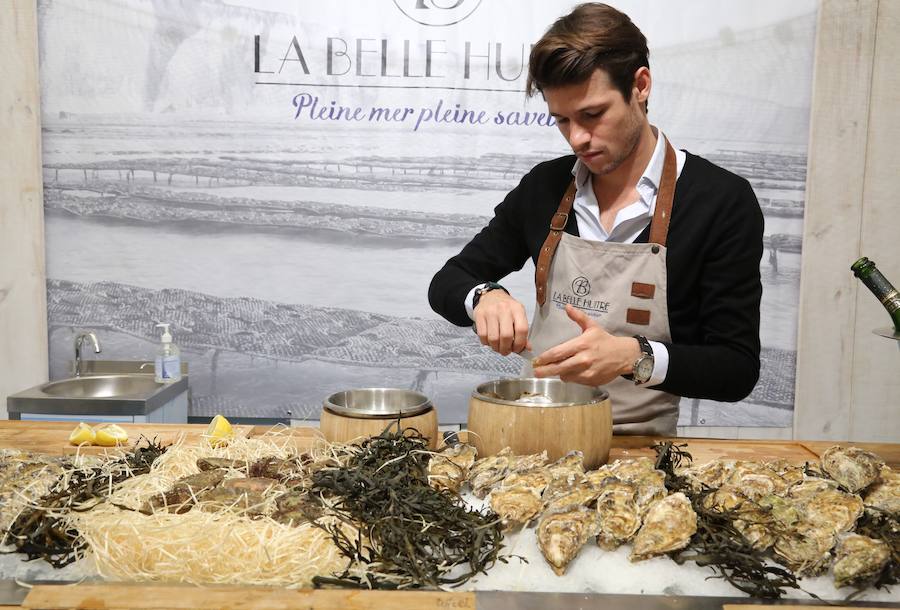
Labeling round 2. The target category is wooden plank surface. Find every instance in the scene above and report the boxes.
[799,440,900,469]
[0,421,254,456]
[606,436,820,465]
[725,606,884,610]
[793,0,879,441]
[21,584,475,610]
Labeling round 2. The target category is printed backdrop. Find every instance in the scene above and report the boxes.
[38,0,816,426]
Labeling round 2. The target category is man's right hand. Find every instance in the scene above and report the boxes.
[473,290,530,356]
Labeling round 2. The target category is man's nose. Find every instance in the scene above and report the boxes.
[568,123,590,149]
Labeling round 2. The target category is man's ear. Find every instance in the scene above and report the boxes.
[633,66,651,108]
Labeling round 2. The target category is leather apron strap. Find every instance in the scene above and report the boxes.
[535,139,678,306]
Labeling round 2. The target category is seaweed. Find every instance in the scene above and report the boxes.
[309,425,505,589]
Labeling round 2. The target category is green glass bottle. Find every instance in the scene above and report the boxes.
[851,256,900,332]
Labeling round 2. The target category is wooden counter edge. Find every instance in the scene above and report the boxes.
[22,583,475,610]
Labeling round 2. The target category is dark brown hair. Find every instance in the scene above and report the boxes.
[526,3,649,102]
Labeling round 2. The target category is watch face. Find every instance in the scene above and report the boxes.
[635,357,654,381]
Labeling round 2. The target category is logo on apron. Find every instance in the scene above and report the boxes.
[550,275,610,316]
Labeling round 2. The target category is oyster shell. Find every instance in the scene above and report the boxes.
[537,504,601,575]
[501,468,552,494]
[833,533,891,589]
[774,522,835,575]
[595,478,641,550]
[489,486,543,530]
[679,458,737,492]
[863,466,900,514]
[630,493,697,562]
[546,450,585,480]
[509,450,549,473]
[821,446,884,494]
[793,487,864,536]
[544,483,600,513]
[725,463,790,500]
[595,458,667,515]
[468,447,512,499]
[428,443,477,493]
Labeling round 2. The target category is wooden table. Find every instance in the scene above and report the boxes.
[1,421,897,609]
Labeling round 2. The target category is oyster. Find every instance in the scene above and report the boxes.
[428,443,477,493]
[794,487,864,536]
[489,486,543,530]
[600,458,668,515]
[196,487,267,515]
[468,447,512,499]
[595,478,641,550]
[140,469,227,514]
[724,463,790,500]
[501,468,552,494]
[544,483,600,513]
[197,457,247,472]
[774,522,835,575]
[821,446,884,494]
[546,450,585,480]
[833,533,891,588]
[509,450,549,473]
[537,504,601,575]
[863,466,900,514]
[679,458,737,492]
[630,493,697,562]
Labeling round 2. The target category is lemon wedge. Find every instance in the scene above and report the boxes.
[68,422,96,446]
[93,424,129,447]
[206,414,234,447]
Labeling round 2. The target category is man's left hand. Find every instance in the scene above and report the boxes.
[532,304,641,386]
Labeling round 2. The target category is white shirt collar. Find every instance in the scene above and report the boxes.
[571,126,669,209]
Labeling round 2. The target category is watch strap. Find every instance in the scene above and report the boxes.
[472,281,508,310]
[622,335,654,382]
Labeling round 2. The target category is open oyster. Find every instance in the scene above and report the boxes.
[630,493,697,562]
[428,443,477,493]
[821,446,884,494]
[489,486,543,531]
[537,504,601,575]
[833,533,891,589]
[595,478,642,550]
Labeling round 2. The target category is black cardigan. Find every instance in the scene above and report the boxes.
[428,152,763,402]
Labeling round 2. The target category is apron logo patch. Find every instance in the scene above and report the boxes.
[551,287,610,315]
[572,276,591,296]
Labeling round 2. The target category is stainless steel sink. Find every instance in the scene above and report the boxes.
[41,374,161,398]
[6,361,189,419]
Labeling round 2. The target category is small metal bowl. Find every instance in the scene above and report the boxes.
[323,388,433,419]
[473,378,608,408]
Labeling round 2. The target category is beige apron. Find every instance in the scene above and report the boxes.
[524,139,680,436]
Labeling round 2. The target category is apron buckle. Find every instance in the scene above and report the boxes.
[550,212,569,231]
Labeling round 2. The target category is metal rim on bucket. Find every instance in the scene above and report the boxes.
[472,378,609,408]
[323,387,433,419]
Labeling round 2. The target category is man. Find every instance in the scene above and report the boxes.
[428,3,763,435]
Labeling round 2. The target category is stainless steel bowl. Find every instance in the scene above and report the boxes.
[323,388,433,419]
[472,378,608,408]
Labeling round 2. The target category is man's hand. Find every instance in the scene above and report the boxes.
[474,289,531,356]
[532,304,640,385]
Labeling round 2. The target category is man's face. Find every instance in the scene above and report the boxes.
[544,68,648,176]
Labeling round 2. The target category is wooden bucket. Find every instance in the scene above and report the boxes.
[467,378,611,469]
[320,388,439,449]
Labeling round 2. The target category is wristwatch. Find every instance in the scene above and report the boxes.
[472,281,508,310]
[623,335,654,385]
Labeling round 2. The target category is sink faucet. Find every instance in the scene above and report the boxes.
[73,332,101,377]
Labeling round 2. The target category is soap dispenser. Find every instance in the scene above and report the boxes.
[154,323,182,383]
